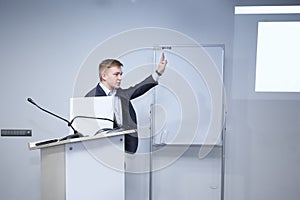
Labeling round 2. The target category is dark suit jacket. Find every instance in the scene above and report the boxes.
[85,75,158,153]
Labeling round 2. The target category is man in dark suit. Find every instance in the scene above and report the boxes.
[85,53,167,153]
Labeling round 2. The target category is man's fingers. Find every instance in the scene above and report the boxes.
[160,52,165,62]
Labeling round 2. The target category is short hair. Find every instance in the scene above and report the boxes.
[98,59,123,81]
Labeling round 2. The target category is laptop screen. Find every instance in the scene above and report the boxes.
[70,97,114,136]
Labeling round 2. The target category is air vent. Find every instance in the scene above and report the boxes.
[1,129,32,137]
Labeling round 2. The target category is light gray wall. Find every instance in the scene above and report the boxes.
[0,0,299,200]
[226,6,300,200]
[0,1,233,199]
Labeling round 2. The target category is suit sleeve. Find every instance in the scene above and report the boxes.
[118,75,158,100]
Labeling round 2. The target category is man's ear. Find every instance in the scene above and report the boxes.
[101,72,106,81]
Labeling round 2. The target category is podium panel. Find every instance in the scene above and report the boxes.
[65,136,124,200]
[41,145,66,200]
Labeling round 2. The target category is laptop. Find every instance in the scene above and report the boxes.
[69,97,114,136]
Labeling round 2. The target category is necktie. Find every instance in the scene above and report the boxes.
[114,96,122,127]
[108,91,122,127]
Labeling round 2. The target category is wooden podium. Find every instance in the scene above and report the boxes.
[29,130,135,200]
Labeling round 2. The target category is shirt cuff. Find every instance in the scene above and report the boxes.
[152,72,160,81]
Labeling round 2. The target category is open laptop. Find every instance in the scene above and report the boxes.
[69,97,115,136]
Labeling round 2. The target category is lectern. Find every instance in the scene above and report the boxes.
[29,130,134,200]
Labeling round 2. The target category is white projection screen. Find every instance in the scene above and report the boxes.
[255,21,300,92]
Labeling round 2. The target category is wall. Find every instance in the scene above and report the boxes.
[0,1,234,199]
[226,1,300,200]
[1,0,299,200]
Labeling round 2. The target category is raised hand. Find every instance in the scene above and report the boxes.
[156,52,168,76]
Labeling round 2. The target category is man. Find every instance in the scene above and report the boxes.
[85,53,167,153]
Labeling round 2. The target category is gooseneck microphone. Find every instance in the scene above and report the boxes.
[27,97,83,140]
[69,115,114,124]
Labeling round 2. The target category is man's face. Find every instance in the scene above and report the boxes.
[102,65,123,91]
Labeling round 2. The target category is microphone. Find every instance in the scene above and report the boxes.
[69,116,115,135]
[27,97,83,140]
[69,115,114,124]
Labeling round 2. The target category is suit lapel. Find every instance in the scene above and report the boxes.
[95,84,106,96]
